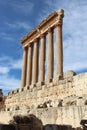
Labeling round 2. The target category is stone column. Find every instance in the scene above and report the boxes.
[48,28,54,80]
[21,47,28,87]
[56,24,63,76]
[39,34,46,82]
[56,9,64,77]
[26,45,32,86]
[32,39,38,84]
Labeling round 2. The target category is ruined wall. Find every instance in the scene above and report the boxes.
[31,106,87,127]
[0,71,87,127]
[0,106,87,128]
[4,71,87,110]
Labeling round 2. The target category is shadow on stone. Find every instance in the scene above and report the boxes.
[0,124,16,130]
[43,124,72,130]
[43,124,83,130]
[80,120,87,130]
[9,114,43,130]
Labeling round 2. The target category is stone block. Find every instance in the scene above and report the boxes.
[64,70,76,79]
[37,86,42,90]
[42,85,46,90]
[53,77,58,86]
[45,79,53,86]
[24,86,29,91]
[8,92,13,96]
[49,82,54,87]
[31,84,36,88]
[19,88,24,92]
[10,91,14,95]
[58,79,66,85]
[36,81,44,86]
[13,89,19,94]
[66,77,73,83]
[36,82,44,90]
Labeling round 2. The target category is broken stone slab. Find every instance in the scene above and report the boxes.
[64,70,76,79]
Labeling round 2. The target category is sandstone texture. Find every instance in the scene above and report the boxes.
[0,71,87,128]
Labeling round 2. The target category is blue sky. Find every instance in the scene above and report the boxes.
[0,0,87,95]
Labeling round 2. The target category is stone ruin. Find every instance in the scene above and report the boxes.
[9,114,43,130]
[0,9,87,129]
[0,114,84,130]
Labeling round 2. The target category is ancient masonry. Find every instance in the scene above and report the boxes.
[0,9,87,128]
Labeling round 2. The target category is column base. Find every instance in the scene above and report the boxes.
[56,74,63,80]
[24,85,30,90]
[36,81,44,90]
[19,87,24,92]
[45,78,53,85]
[37,81,44,86]
[31,83,36,88]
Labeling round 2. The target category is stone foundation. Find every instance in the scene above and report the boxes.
[4,71,87,110]
[0,106,87,128]
[0,71,87,127]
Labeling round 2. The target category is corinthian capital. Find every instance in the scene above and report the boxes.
[56,9,64,25]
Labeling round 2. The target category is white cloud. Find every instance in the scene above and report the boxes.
[0,56,22,74]
[0,74,20,92]
[64,61,87,73]
[0,56,22,94]
[0,66,9,74]
[11,59,22,69]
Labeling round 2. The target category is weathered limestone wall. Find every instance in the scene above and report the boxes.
[32,106,87,127]
[0,106,87,128]
[0,71,87,127]
[4,71,87,110]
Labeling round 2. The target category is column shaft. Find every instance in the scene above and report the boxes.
[21,48,27,87]
[32,40,38,84]
[48,28,54,79]
[26,45,32,86]
[56,25,63,76]
[39,35,46,82]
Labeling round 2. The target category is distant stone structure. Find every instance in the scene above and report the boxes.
[0,9,87,129]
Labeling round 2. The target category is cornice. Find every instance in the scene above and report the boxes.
[20,9,64,47]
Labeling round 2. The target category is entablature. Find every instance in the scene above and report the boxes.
[20,9,64,47]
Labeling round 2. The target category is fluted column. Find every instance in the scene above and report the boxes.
[21,47,28,87]
[48,28,54,79]
[32,40,38,84]
[26,45,32,86]
[39,34,46,82]
[56,9,64,77]
[56,24,63,76]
